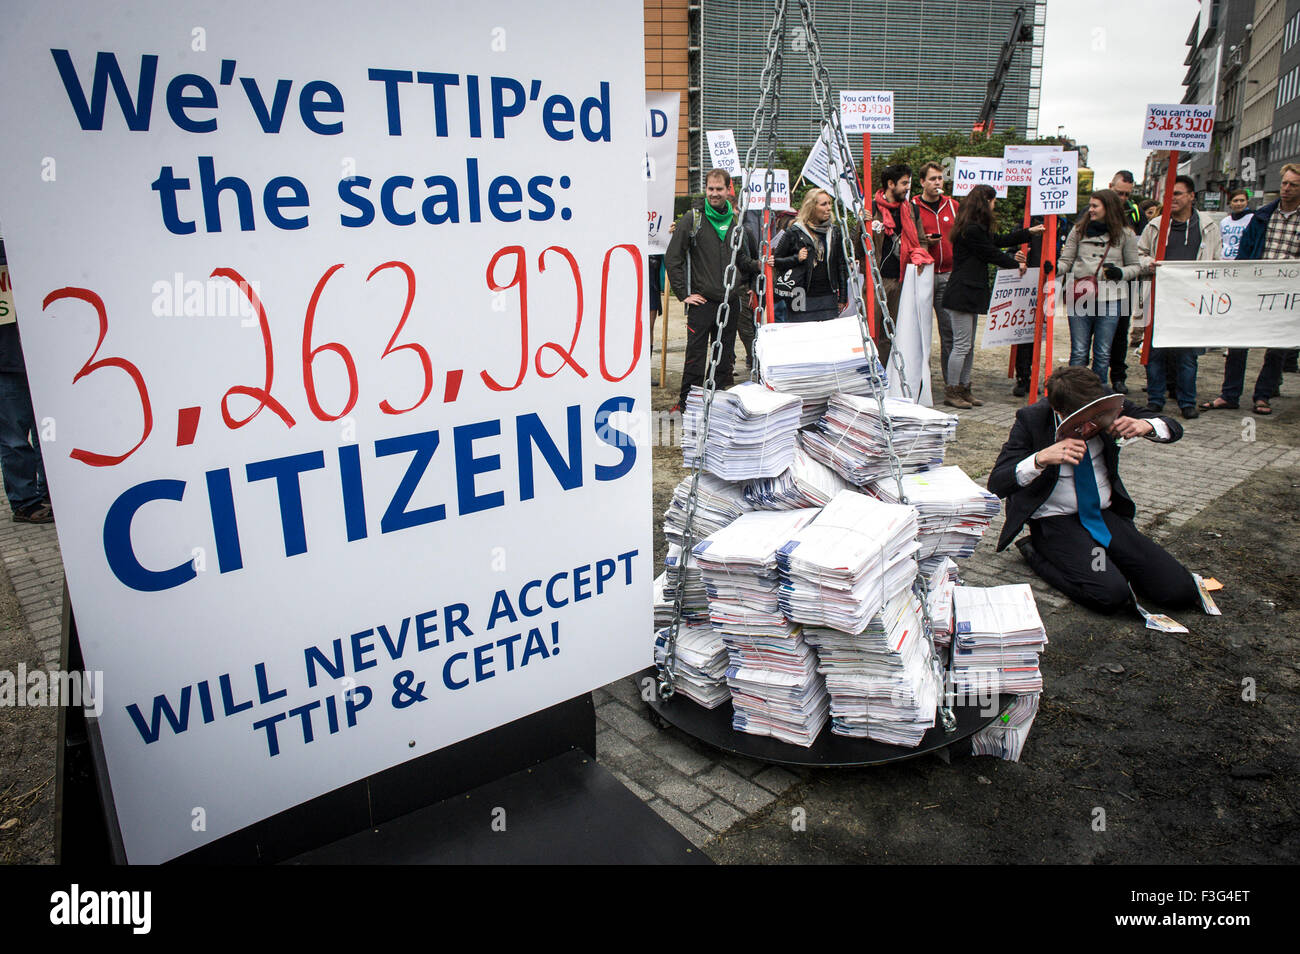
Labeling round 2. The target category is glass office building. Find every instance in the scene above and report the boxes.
[688,0,1046,189]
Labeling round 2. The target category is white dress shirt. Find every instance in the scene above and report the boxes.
[1014,416,1170,519]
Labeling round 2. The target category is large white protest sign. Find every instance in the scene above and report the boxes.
[0,0,651,864]
[839,90,894,134]
[646,92,680,252]
[953,156,1007,198]
[801,122,860,207]
[886,265,935,407]
[706,128,740,176]
[1030,151,1078,216]
[1142,103,1216,153]
[1152,260,1300,348]
[740,169,791,210]
[981,268,1040,348]
[1003,145,1052,186]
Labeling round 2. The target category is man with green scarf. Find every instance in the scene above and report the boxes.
[665,168,757,412]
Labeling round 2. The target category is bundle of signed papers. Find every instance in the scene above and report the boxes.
[803,394,957,485]
[755,316,885,426]
[683,382,801,480]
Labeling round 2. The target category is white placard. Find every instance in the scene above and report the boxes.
[801,122,860,207]
[706,128,740,176]
[1003,145,1053,186]
[740,169,791,211]
[886,265,934,406]
[646,92,680,253]
[839,90,894,134]
[953,157,1007,198]
[1152,260,1300,348]
[0,0,651,864]
[1030,151,1078,216]
[1142,103,1216,153]
[981,268,1040,348]
[0,264,14,326]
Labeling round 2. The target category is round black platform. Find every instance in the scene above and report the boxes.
[638,667,1014,768]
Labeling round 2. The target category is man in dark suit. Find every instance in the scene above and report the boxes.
[987,366,1198,614]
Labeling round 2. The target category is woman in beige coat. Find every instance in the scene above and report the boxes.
[1056,189,1142,382]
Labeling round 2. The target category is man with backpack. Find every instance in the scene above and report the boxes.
[665,169,757,413]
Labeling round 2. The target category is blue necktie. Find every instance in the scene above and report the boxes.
[1072,444,1112,548]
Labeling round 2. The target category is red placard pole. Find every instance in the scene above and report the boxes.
[1142,150,1180,365]
[1029,214,1058,403]
[862,132,876,336]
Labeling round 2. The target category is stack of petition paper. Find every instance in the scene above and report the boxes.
[692,510,828,746]
[970,691,1041,761]
[755,315,886,426]
[663,473,752,549]
[925,557,958,646]
[805,592,938,746]
[803,394,956,485]
[871,465,1000,562]
[654,623,730,710]
[683,382,801,480]
[660,545,709,624]
[775,490,920,634]
[951,584,1048,696]
[743,440,855,511]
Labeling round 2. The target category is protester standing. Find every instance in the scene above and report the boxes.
[771,188,849,323]
[665,168,757,413]
[1136,175,1221,419]
[912,161,960,387]
[1105,171,1142,394]
[0,238,52,523]
[1057,189,1141,383]
[942,184,1040,409]
[871,163,933,366]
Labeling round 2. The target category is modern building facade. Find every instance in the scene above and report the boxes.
[1178,0,1300,203]
[680,0,1046,191]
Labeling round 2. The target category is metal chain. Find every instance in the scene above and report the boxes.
[659,0,788,700]
[796,0,955,732]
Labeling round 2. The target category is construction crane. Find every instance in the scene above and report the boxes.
[972,4,1034,136]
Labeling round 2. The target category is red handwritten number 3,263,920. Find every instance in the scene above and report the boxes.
[46,262,446,467]
[482,243,643,391]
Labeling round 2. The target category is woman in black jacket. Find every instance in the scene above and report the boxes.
[942,184,1042,408]
[770,188,849,322]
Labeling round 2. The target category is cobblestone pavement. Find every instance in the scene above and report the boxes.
[3,346,1298,856]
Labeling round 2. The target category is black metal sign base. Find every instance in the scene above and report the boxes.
[639,667,1012,767]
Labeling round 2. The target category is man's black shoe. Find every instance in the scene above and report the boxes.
[1181,406,1200,419]
[1015,537,1037,563]
[1111,379,1129,394]
[1146,402,1163,412]
[1012,380,1028,397]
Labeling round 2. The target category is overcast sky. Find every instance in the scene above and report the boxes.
[1038,0,1203,182]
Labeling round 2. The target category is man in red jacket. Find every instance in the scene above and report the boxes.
[912,161,959,387]
[870,163,933,366]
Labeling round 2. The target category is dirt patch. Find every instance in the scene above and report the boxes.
[703,465,1300,864]
[0,563,57,865]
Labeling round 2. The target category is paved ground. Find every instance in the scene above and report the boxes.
[1,293,1296,862]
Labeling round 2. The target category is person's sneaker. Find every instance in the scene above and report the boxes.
[12,501,53,524]
[1181,406,1200,419]
[1111,379,1129,394]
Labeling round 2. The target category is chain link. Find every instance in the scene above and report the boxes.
[659,0,788,700]
[795,0,955,732]
[661,0,955,736]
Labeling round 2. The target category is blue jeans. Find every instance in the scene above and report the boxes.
[1067,301,1120,383]
[0,370,47,513]
[1144,348,1198,410]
